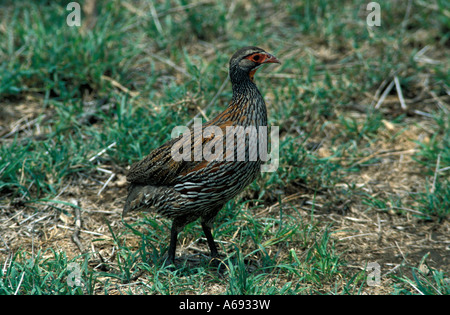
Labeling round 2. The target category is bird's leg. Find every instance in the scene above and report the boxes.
[167,222,179,266]
[201,221,219,259]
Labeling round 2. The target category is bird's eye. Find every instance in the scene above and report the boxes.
[252,54,260,61]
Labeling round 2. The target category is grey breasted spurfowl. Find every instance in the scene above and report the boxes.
[123,47,280,265]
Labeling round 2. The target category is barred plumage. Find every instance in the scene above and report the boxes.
[123,46,280,265]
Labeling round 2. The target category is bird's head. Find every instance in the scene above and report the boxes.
[229,46,280,84]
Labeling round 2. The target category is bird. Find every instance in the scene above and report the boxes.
[123,46,280,266]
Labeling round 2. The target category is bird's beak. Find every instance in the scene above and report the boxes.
[262,53,281,64]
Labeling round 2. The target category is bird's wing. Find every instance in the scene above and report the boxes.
[126,108,240,186]
[126,135,193,185]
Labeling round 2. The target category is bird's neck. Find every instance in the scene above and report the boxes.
[229,77,267,127]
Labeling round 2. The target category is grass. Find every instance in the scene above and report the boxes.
[0,0,449,295]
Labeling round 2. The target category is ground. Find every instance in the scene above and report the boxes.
[0,0,449,295]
